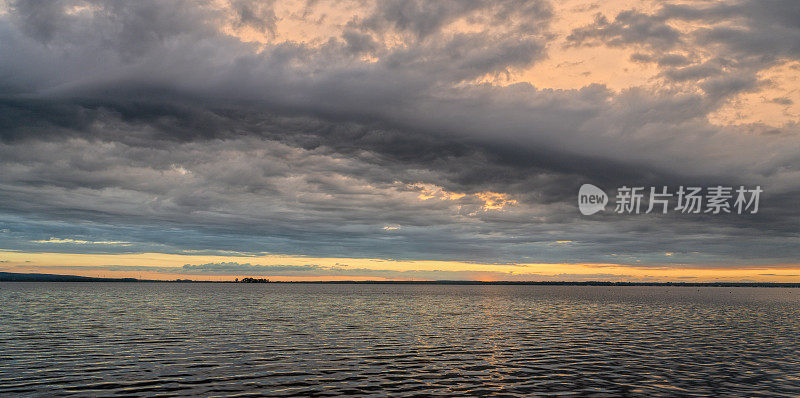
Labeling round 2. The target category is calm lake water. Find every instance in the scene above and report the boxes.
[1,283,799,397]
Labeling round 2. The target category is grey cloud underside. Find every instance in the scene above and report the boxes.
[0,0,798,268]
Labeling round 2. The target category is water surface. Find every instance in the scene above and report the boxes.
[1,283,799,396]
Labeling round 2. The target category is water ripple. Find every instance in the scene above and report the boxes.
[1,283,799,396]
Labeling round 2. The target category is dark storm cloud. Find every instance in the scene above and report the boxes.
[0,0,798,267]
[567,10,682,50]
[231,0,277,36]
[569,0,800,59]
[568,0,800,101]
[356,0,552,39]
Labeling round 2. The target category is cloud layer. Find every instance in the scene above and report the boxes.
[0,0,798,277]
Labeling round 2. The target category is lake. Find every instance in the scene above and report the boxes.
[1,283,799,396]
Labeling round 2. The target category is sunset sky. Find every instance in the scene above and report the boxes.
[1,0,798,282]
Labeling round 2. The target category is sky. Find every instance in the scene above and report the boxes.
[0,0,798,282]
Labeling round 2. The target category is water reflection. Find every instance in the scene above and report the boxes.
[1,283,799,396]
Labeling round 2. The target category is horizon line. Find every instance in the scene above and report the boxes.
[2,272,800,287]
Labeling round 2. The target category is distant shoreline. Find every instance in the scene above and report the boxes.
[1,272,799,287]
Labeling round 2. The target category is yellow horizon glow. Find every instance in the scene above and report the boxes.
[1,250,799,283]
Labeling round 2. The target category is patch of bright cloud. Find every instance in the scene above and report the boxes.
[32,238,131,245]
[475,192,518,211]
[411,183,467,201]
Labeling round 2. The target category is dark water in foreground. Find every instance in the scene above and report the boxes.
[1,283,799,397]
